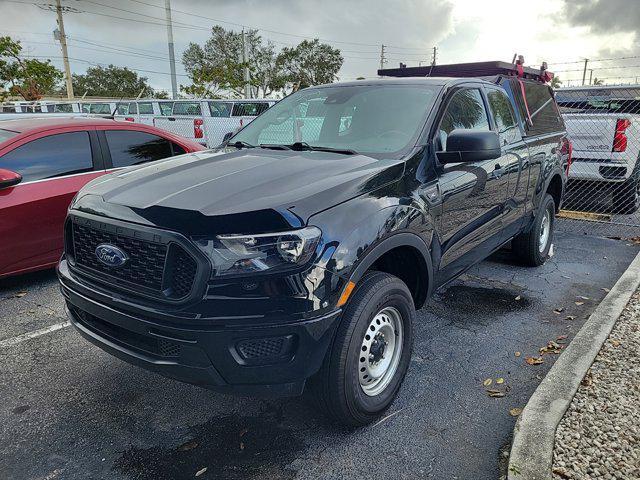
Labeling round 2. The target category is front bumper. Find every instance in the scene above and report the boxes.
[58,260,341,397]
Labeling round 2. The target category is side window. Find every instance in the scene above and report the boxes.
[116,104,129,115]
[510,80,563,135]
[81,104,91,113]
[55,103,73,113]
[0,132,93,182]
[487,89,522,144]
[105,130,173,168]
[232,102,269,117]
[172,102,201,116]
[438,88,490,150]
[128,102,138,115]
[138,102,154,115]
[159,102,173,116]
[171,143,186,155]
[209,102,232,118]
[90,103,111,114]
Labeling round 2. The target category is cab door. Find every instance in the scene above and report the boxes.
[484,86,530,240]
[434,86,508,281]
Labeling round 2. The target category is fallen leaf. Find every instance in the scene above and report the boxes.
[195,467,207,477]
[575,301,585,306]
[610,339,621,348]
[602,287,610,293]
[14,291,27,298]
[581,372,593,387]
[565,315,575,321]
[239,442,245,450]
[515,295,521,301]
[525,356,544,365]
[514,351,521,357]
[483,378,492,387]
[553,307,565,314]
[177,440,198,452]
[486,389,505,398]
[557,335,568,341]
[496,378,504,384]
[540,341,563,355]
[509,408,522,417]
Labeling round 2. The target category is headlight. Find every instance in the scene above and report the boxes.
[194,226,322,277]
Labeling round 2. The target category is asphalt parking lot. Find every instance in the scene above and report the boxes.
[1,228,638,480]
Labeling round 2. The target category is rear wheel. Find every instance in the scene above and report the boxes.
[612,176,640,214]
[308,271,414,426]
[512,193,556,267]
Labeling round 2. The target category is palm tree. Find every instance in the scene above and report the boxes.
[550,76,562,89]
[592,77,604,86]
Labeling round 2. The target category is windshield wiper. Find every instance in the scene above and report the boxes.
[230,140,256,149]
[259,143,292,150]
[289,142,358,155]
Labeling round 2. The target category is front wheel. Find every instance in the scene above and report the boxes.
[308,271,415,426]
[512,193,556,267]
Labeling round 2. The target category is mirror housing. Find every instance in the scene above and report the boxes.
[437,130,501,164]
[0,169,22,190]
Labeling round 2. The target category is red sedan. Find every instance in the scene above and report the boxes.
[0,117,205,279]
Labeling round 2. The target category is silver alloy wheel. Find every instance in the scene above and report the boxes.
[358,306,404,396]
[539,209,551,253]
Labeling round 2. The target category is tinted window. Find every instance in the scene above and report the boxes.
[172,143,186,155]
[55,103,75,113]
[438,89,489,150]
[231,102,269,117]
[138,102,154,115]
[511,80,563,135]
[0,132,93,182]
[172,102,201,115]
[105,130,173,167]
[487,89,522,144]
[208,102,232,117]
[90,103,112,114]
[1,106,16,113]
[159,102,173,116]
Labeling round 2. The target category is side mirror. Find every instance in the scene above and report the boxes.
[437,130,501,164]
[0,169,22,190]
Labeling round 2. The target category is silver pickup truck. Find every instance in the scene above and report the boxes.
[556,85,640,214]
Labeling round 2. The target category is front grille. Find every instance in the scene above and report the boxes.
[70,219,198,300]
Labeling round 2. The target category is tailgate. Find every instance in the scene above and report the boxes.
[563,113,618,154]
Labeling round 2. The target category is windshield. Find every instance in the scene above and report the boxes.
[230,84,439,157]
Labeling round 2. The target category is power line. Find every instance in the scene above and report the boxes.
[23,54,190,76]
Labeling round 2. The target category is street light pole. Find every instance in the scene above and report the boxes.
[164,0,178,100]
[55,0,74,99]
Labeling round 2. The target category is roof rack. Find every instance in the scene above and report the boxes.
[378,58,553,83]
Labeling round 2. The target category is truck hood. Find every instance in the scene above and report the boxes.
[76,148,404,234]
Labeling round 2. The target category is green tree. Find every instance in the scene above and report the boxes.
[550,76,562,89]
[181,26,286,98]
[278,39,343,91]
[592,77,604,86]
[0,36,63,100]
[72,65,154,97]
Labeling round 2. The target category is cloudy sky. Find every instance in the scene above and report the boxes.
[1,0,638,95]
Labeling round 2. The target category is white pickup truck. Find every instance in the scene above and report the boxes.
[152,99,275,148]
[556,85,640,213]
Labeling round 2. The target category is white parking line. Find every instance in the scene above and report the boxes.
[0,321,71,348]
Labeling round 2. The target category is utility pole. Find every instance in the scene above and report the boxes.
[581,58,588,86]
[54,0,73,99]
[164,0,178,100]
[431,46,438,66]
[379,44,387,71]
[242,29,251,98]
[589,69,593,85]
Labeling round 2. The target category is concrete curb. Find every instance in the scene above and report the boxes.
[507,249,640,480]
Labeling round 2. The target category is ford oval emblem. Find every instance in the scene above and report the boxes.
[95,244,129,268]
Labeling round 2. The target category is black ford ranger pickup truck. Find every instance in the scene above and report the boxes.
[58,61,570,426]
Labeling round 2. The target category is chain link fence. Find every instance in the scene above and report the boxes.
[555,85,640,239]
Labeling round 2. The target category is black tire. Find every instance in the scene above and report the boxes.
[612,177,640,215]
[512,193,556,267]
[308,271,415,426]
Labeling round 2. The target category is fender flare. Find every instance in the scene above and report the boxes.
[346,232,435,307]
